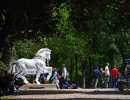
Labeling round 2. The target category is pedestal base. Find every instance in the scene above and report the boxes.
[19,84,57,90]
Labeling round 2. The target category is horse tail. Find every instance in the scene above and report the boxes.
[8,60,17,73]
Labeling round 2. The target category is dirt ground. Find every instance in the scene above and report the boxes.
[1,88,130,100]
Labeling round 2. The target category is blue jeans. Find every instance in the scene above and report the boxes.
[9,84,14,95]
[112,76,118,88]
[105,76,109,88]
[60,77,66,89]
[125,75,130,82]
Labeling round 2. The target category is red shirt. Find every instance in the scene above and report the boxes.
[112,68,118,77]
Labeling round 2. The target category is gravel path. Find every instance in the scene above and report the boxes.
[1,88,130,100]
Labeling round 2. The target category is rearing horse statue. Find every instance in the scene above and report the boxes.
[8,48,52,85]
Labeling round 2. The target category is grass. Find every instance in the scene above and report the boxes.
[0,95,14,99]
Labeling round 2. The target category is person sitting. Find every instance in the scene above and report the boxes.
[71,83,76,89]
[100,78,105,88]
[8,74,20,95]
[62,80,71,89]
[14,75,22,91]
[0,71,10,96]
[40,74,46,84]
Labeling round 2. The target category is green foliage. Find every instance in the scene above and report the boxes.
[11,39,41,60]
[0,61,7,72]
[0,0,129,88]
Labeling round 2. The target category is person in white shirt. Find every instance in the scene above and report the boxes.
[62,64,67,80]
[61,64,67,89]
[105,63,110,88]
[101,63,110,88]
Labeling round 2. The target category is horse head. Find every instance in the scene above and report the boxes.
[45,50,51,60]
[35,48,52,60]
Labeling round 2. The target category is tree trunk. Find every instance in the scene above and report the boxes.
[108,56,114,88]
[89,57,92,74]
[81,57,87,89]
[75,56,78,88]
[122,57,126,67]
[89,57,92,88]
[70,59,74,83]
[0,7,14,62]
[92,57,95,69]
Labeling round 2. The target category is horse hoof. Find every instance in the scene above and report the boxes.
[36,82,40,85]
[25,83,29,85]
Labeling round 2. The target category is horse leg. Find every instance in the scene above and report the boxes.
[18,70,29,84]
[17,64,29,84]
[44,66,52,81]
[35,68,41,84]
[13,65,19,76]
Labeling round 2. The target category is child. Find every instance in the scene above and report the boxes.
[101,78,105,88]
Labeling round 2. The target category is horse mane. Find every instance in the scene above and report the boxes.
[35,48,51,57]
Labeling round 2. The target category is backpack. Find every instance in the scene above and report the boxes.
[66,71,69,78]
[93,69,98,78]
[57,73,60,79]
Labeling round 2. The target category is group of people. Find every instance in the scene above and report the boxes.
[92,62,130,88]
[51,64,71,89]
[44,61,130,89]
[0,71,22,96]
[1,61,129,96]
[40,64,71,89]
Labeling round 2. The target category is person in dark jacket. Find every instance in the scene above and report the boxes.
[0,72,10,96]
[93,66,101,88]
[8,74,20,95]
[8,74,15,95]
[125,62,130,80]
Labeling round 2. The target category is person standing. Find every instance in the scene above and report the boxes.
[101,62,110,88]
[125,62,130,79]
[62,64,67,79]
[51,68,59,89]
[93,67,101,88]
[111,66,119,88]
[60,64,67,89]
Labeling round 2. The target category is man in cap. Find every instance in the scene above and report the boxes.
[60,64,67,89]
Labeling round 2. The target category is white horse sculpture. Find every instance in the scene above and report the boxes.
[8,48,52,85]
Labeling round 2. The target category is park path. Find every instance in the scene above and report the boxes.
[2,88,130,100]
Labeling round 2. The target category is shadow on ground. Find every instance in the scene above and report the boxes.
[1,98,129,100]
[15,89,130,95]
[1,90,130,100]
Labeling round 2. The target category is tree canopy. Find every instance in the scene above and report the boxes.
[0,0,130,88]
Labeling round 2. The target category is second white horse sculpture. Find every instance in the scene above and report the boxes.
[8,48,52,85]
